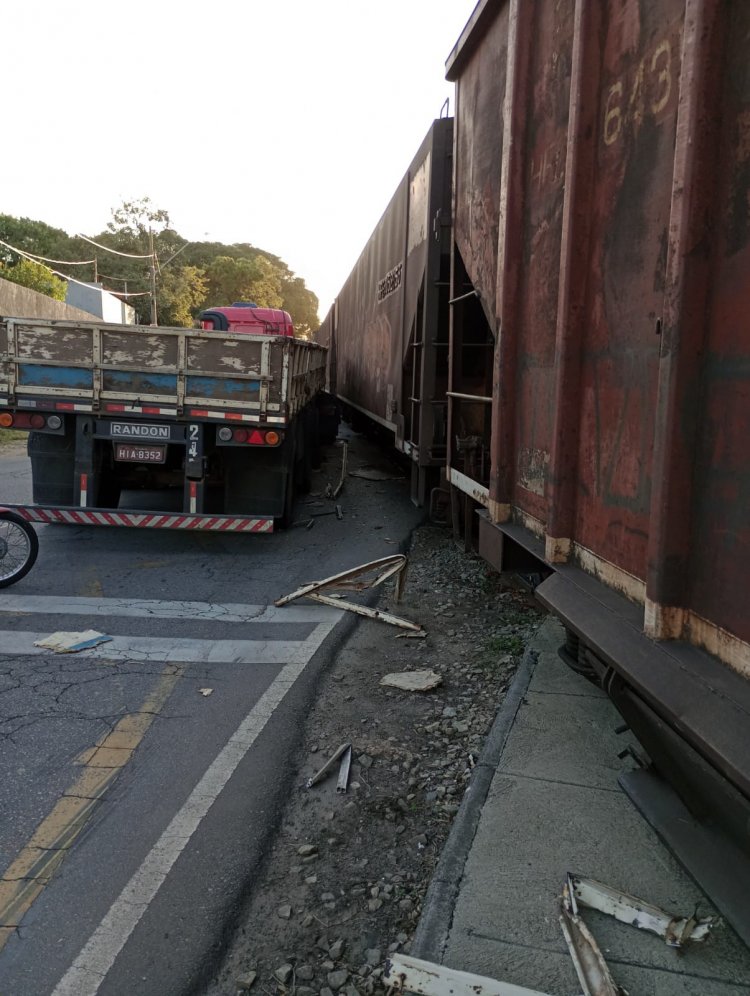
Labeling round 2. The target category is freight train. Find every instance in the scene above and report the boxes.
[317,0,750,941]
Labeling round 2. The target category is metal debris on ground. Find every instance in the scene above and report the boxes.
[349,466,405,481]
[33,630,113,653]
[380,669,442,692]
[384,953,554,996]
[306,742,352,789]
[336,745,352,794]
[569,874,716,947]
[560,875,628,996]
[275,554,422,632]
[396,630,427,639]
[333,441,349,499]
[199,688,214,697]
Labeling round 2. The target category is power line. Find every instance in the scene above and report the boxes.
[0,238,146,298]
[0,241,96,266]
[77,233,154,260]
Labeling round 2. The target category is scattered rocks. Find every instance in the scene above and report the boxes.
[236,970,257,990]
[329,938,345,960]
[327,968,349,990]
[207,520,542,995]
[275,964,294,984]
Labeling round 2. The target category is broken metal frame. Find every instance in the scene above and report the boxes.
[570,874,715,947]
[560,877,626,996]
[275,554,421,632]
[333,440,348,499]
[383,953,554,996]
[306,742,351,789]
[336,745,352,794]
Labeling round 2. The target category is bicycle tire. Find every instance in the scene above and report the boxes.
[0,511,39,587]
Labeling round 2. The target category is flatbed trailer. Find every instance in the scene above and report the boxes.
[0,316,329,530]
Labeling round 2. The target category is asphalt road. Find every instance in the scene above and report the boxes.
[0,434,423,995]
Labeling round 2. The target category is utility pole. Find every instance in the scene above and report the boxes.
[149,227,158,325]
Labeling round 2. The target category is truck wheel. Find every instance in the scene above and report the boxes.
[280,463,296,529]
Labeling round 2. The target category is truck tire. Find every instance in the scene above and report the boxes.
[28,427,75,505]
[280,461,296,529]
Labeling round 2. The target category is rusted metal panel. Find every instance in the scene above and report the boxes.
[322,119,453,501]
[509,0,574,523]
[448,0,750,667]
[451,4,508,332]
[572,0,684,579]
[675,1,750,645]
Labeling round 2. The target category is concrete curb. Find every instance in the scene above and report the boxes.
[410,643,538,963]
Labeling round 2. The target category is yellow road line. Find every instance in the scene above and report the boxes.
[0,665,181,951]
[79,576,104,599]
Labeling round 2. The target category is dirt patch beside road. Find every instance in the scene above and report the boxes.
[207,521,544,996]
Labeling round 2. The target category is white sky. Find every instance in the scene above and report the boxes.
[5,1,478,319]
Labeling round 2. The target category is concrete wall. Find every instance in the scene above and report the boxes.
[0,277,99,321]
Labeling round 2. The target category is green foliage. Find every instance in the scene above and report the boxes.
[1,258,67,300]
[0,201,320,332]
[204,255,282,310]
[159,265,208,328]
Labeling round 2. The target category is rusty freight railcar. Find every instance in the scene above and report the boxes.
[320,118,453,505]
[446,0,750,932]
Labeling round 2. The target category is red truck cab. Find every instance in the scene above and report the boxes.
[199,302,294,337]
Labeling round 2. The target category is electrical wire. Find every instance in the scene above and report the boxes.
[0,238,150,298]
[0,240,96,267]
[77,233,154,259]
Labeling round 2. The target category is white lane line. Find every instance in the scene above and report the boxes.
[0,626,341,664]
[0,595,340,625]
[51,620,334,996]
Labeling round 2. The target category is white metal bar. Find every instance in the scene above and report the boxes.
[449,467,490,506]
[384,954,554,996]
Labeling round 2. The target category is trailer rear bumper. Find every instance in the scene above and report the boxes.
[5,504,274,533]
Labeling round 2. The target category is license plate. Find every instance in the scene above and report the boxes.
[114,443,167,464]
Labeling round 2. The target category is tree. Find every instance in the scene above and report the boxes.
[1,259,67,300]
[107,197,171,244]
[205,255,282,309]
[279,274,319,339]
[158,265,208,328]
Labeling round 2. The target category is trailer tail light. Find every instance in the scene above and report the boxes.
[217,426,283,446]
[0,412,63,431]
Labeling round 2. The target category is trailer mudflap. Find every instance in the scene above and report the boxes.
[4,504,274,533]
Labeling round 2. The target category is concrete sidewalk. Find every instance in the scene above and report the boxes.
[412,618,750,995]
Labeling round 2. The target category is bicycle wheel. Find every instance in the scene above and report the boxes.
[0,511,39,587]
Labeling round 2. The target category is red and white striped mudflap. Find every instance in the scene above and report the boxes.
[7,505,274,533]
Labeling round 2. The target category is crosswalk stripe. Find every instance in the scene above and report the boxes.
[0,624,338,665]
[0,594,341,625]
